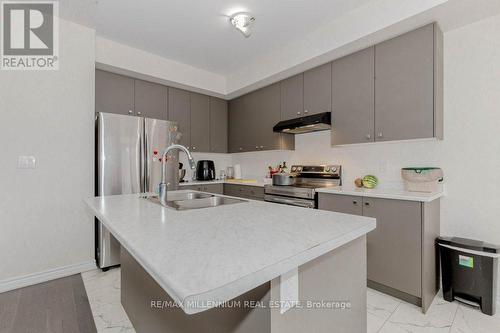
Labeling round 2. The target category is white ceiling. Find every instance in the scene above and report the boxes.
[95,0,373,76]
[91,0,500,97]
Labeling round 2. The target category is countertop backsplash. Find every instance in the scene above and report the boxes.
[178,131,443,189]
[231,130,443,189]
[179,152,232,181]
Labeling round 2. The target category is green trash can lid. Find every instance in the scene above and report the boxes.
[437,236,500,254]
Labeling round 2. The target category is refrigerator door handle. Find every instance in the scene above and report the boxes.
[143,122,148,193]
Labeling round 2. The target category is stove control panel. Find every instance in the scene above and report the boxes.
[291,165,341,176]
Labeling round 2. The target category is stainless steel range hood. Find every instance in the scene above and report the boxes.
[273,112,331,134]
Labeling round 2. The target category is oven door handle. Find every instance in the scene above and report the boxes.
[264,187,314,199]
[264,195,315,208]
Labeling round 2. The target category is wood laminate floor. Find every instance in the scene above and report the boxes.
[0,274,97,333]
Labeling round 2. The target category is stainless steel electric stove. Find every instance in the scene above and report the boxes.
[264,165,341,208]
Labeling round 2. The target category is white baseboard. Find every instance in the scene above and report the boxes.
[0,260,97,293]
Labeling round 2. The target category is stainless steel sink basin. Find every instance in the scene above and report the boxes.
[172,196,246,210]
[143,191,247,210]
[164,191,213,201]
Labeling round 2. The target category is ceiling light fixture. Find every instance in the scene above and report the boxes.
[229,12,255,38]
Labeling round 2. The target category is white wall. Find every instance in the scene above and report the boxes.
[233,14,500,291]
[0,19,96,290]
[234,13,500,245]
[95,37,227,97]
[179,152,233,182]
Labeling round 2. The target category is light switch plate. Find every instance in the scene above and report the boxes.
[17,155,36,169]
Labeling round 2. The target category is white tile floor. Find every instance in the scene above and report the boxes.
[82,268,500,333]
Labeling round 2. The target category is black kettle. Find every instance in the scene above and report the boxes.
[195,160,216,181]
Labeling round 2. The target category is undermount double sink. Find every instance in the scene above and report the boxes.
[144,191,247,210]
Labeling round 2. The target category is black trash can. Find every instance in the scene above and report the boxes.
[437,236,499,315]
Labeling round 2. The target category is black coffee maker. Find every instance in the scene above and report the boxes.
[195,160,216,181]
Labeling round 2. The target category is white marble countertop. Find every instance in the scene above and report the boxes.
[85,191,375,314]
[180,179,268,187]
[316,186,444,202]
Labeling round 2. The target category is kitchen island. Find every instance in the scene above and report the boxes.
[85,191,376,333]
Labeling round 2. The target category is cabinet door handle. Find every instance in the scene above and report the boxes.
[352,200,358,205]
[365,134,371,140]
[377,132,383,138]
[260,145,264,149]
[128,110,133,114]
[137,111,142,116]
[364,202,371,206]
[297,111,301,115]
[192,146,196,150]
[304,110,309,114]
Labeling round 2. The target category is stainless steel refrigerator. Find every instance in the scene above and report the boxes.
[96,112,179,269]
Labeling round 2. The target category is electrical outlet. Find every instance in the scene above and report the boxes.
[17,155,36,169]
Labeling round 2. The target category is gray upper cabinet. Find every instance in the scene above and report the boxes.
[190,93,210,152]
[375,24,439,141]
[328,23,442,145]
[303,62,332,116]
[134,79,167,120]
[168,88,191,148]
[228,83,292,152]
[209,97,228,153]
[280,74,304,119]
[96,70,135,116]
[243,90,261,151]
[96,70,229,152]
[228,97,247,153]
[252,83,282,150]
[332,47,375,145]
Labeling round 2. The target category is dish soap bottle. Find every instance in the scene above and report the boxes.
[281,162,288,173]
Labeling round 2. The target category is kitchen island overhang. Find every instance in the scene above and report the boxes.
[86,192,375,331]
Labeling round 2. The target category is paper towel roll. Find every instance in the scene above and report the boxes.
[233,164,242,179]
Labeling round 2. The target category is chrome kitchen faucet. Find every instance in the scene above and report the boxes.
[159,144,196,206]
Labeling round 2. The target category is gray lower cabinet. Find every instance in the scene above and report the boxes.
[181,183,224,195]
[134,79,167,120]
[362,198,422,299]
[332,47,375,145]
[318,193,440,313]
[223,184,264,201]
[280,74,304,119]
[209,97,228,153]
[96,70,135,116]
[317,194,363,215]
[168,88,191,148]
[190,93,210,152]
[303,62,332,116]
[374,23,442,141]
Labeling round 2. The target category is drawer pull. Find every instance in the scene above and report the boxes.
[364,202,371,206]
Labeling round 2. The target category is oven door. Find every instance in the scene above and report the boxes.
[264,194,315,209]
